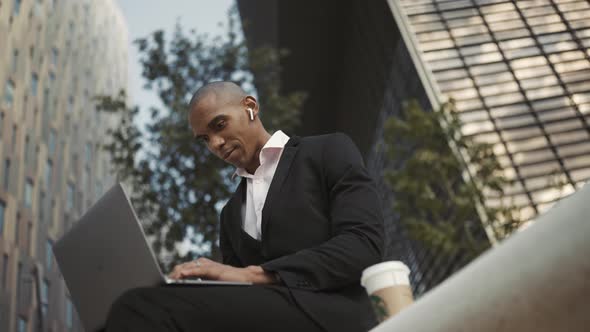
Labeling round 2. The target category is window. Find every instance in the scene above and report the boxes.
[43,87,50,116]
[13,0,22,16]
[95,181,102,199]
[34,0,43,16]
[31,73,38,96]
[67,96,74,114]
[49,71,56,83]
[15,213,20,245]
[66,183,74,211]
[27,223,32,255]
[3,159,11,191]
[48,129,56,154]
[0,201,5,235]
[4,80,15,108]
[85,143,92,163]
[11,125,17,150]
[66,297,73,329]
[72,152,78,173]
[45,160,52,188]
[2,254,8,289]
[39,190,45,222]
[12,49,19,73]
[51,48,59,66]
[25,179,33,208]
[16,262,22,305]
[82,168,89,194]
[24,135,30,164]
[0,112,3,138]
[46,240,53,271]
[17,317,27,332]
[41,279,49,317]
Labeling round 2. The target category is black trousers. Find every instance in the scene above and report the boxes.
[102,284,324,332]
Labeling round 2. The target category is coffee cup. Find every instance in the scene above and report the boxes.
[361,261,414,322]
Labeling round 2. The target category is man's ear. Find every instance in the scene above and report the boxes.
[243,95,258,114]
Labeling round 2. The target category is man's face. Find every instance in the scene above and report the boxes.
[189,96,256,169]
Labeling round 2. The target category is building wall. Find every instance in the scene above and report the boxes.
[0,0,128,331]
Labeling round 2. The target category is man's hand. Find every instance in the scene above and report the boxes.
[167,257,279,285]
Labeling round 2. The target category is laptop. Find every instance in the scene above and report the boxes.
[54,182,251,332]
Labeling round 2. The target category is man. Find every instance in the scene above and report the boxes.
[104,81,384,332]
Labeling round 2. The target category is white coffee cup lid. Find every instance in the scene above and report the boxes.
[361,261,411,293]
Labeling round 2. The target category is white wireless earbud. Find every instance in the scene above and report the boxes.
[247,108,254,121]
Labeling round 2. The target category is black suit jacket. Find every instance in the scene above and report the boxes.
[219,133,384,332]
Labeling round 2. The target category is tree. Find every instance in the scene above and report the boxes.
[381,99,526,261]
[96,7,306,271]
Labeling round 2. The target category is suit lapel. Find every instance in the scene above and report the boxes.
[225,177,247,251]
[260,135,301,247]
[224,135,301,257]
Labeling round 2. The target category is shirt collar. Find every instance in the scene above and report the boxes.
[232,130,290,180]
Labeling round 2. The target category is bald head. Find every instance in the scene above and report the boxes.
[188,81,247,114]
[186,81,270,173]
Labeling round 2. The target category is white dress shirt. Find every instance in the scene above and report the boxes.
[233,130,290,240]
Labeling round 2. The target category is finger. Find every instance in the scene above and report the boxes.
[179,267,206,279]
[169,260,203,279]
[169,263,192,279]
[168,270,182,279]
[169,269,190,280]
[172,263,188,273]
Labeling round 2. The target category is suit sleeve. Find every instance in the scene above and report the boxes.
[219,207,243,267]
[260,133,385,291]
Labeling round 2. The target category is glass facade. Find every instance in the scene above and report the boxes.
[398,0,590,221]
[0,0,128,330]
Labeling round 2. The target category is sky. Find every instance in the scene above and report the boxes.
[116,0,235,257]
[117,0,234,133]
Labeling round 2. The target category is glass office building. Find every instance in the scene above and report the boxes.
[0,0,128,331]
[392,0,590,221]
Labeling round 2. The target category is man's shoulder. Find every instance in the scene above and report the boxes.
[297,132,362,168]
[298,132,352,147]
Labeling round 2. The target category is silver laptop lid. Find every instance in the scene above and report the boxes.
[53,182,165,332]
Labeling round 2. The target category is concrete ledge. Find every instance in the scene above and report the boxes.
[370,183,590,332]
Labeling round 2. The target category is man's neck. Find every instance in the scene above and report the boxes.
[244,131,271,174]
